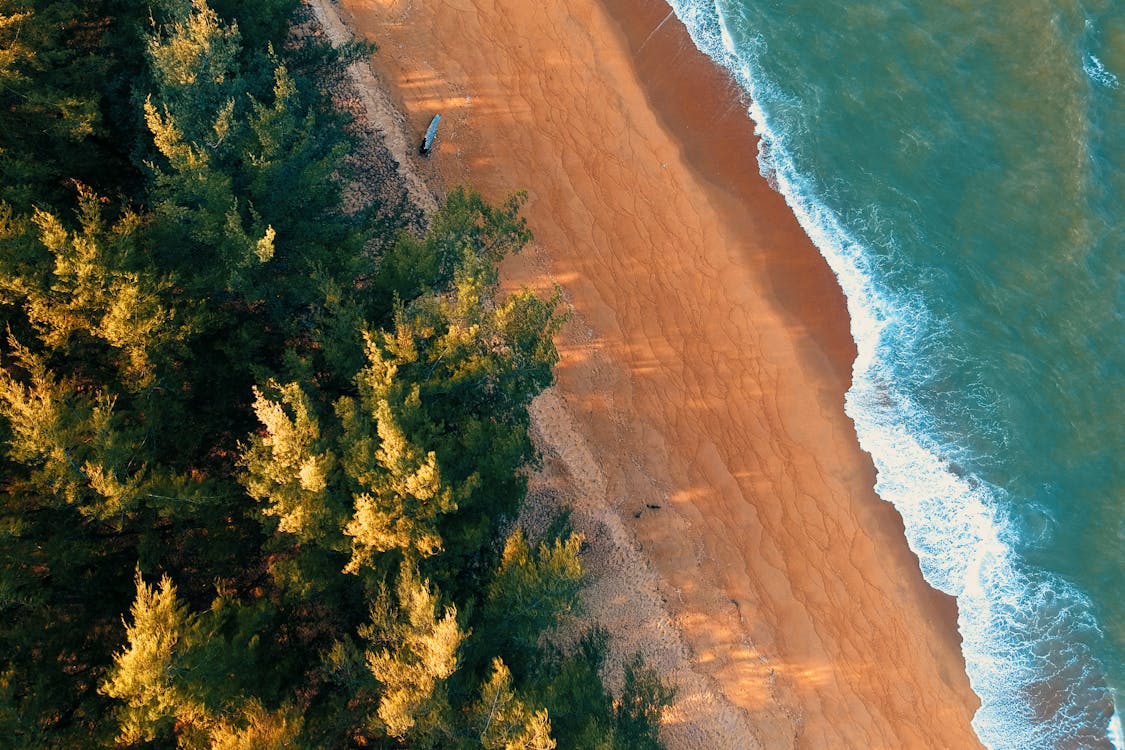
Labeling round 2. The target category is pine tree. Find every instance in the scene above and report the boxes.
[242,62,358,264]
[143,0,277,295]
[340,393,457,572]
[472,658,556,750]
[0,340,148,520]
[100,572,198,745]
[336,329,468,573]
[360,212,563,589]
[243,190,562,585]
[101,572,314,749]
[208,701,306,750]
[205,0,297,57]
[360,565,465,746]
[0,2,104,209]
[614,655,676,750]
[374,187,531,306]
[242,380,341,545]
[482,528,584,676]
[5,186,183,387]
[147,0,242,142]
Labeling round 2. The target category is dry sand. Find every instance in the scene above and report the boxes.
[318,0,984,746]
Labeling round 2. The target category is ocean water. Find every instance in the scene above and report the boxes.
[661,0,1125,746]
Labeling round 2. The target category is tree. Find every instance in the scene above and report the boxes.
[208,701,306,750]
[100,572,197,745]
[360,565,465,746]
[374,187,531,307]
[242,380,341,545]
[2,186,183,388]
[241,62,358,263]
[0,2,105,209]
[101,572,312,750]
[144,0,366,317]
[206,0,297,58]
[482,528,584,675]
[146,0,242,144]
[0,340,147,520]
[472,658,556,750]
[362,212,563,588]
[521,629,674,750]
[243,191,562,586]
[143,94,276,296]
[340,393,457,572]
[142,0,280,299]
[614,655,675,750]
[527,629,615,748]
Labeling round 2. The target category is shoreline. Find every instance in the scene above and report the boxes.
[598,0,973,660]
[327,0,983,745]
[602,0,858,386]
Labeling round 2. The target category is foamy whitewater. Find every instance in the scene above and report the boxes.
[662,0,1125,747]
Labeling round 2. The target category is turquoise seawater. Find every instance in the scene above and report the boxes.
[663,0,1125,746]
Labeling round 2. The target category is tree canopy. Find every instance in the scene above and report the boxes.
[0,2,672,747]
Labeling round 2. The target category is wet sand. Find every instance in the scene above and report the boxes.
[331,0,983,746]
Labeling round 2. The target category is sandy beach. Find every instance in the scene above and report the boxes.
[323,0,984,746]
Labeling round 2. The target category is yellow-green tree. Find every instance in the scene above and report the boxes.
[100,573,198,744]
[360,565,465,746]
[2,186,183,387]
[243,380,341,545]
[472,658,556,750]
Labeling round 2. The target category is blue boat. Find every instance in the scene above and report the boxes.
[420,114,440,156]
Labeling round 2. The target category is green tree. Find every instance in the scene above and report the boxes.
[614,655,676,750]
[364,219,563,589]
[340,391,457,572]
[528,629,616,748]
[0,2,104,209]
[100,572,197,744]
[0,340,147,520]
[241,62,360,263]
[243,190,561,585]
[481,527,584,676]
[523,629,674,750]
[208,701,306,750]
[243,380,341,546]
[206,0,297,60]
[1,186,184,388]
[146,0,242,143]
[102,572,312,750]
[360,565,465,746]
[144,0,366,310]
[375,187,531,307]
[471,658,556,750]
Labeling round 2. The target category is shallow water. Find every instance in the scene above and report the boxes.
[663,0,1125,746]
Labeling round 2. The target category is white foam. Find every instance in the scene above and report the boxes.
[1109,704,1124,750]
[661,0,1114,746]
[1084,54,1119,89]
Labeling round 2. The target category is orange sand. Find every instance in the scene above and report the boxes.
[331,0,983,746]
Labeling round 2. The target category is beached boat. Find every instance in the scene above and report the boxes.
[420,114,440,156]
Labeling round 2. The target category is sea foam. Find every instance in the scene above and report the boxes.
[1084,55,1120,89]
[1107,704,1123,748]
[658,0,1116,746]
